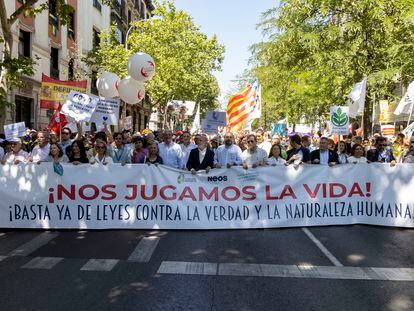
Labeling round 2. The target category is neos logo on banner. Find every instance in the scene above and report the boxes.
[330,106,349,135]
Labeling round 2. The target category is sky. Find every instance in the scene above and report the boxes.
[174,0,277,103]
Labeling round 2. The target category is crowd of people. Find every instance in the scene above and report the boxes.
[0,125,413,173]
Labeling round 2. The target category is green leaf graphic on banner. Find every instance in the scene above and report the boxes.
[332,107,348,127]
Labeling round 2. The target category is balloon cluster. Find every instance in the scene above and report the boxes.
[96,53,155,104]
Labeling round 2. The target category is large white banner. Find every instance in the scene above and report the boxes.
[0,164,413,229]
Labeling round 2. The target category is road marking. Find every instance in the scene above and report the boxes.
[157,261,414,281]
[301,228,343,267]
[128,236,160,262]
[8,232,59,257]
[21,257,63,269]
[0,256,7,262]
[158,261,217,275]
[80,259,119,272]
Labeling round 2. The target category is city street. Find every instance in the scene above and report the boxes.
[0,225,413,311]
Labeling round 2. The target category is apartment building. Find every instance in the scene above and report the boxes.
[3,0,154,132]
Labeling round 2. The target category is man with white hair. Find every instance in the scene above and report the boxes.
[30,130,51,163]
[1,138,30,164]
[159,130,184,169]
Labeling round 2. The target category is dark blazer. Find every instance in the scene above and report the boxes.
[310,149,339,164]
[186,148,215,171]
[287,146,311,163]
[366,149,395,163]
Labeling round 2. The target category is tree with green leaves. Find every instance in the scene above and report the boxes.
[84,0,224,117]
[251,0,414,134]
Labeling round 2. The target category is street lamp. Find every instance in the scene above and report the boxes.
[125,16,161,49]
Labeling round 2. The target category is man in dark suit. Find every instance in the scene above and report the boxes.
[186,134,215,174]
[310,137,339,166]
[286,134,311,165]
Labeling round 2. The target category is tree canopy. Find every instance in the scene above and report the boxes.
[251,0,414,128]
[84,0,224,112]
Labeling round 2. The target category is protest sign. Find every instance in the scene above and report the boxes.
[61,91,98,122]
[1,164,413,230]
[330,106,350,135]
[201,119,218,134]
[4,122,26,140]
[90,97,120,126]
[205,111,227,126]
[123,116,133,130]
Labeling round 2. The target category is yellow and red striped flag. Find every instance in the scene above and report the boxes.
[227,79,260,131]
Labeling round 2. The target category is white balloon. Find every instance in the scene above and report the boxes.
[96,72,120,98]
[118,76,145,105]
[127,52,156,82]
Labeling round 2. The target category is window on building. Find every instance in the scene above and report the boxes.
[91,71,99,95]
[93,28,100,48]
[67,8,75,40]
[68,58,75,80]
[18,30,31,58]
[50,47,59,79]
[49,0,59,37]
[138,112,142,131]
[144,115,148,129]
[93,0,102,12]
[15,95,34,129]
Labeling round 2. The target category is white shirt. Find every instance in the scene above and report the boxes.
[31,143,50,163]
[320,150,329,165]
[267,156,286,166]
[242,147,268,166]
[159,141,184,169]
[180,143,197,166]
[347,156,368,164]
[4,149,30,164]
[214,144,243,166]
[198,148,207,164]
[90,154,113,164]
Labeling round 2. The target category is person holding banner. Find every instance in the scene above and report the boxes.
[267,143,287,166]
[1,138,30,165]
[310,137,339,166]
[214,132,243,168]
[347,143,368,164]
[68,141,89,165]
[180,131,197,166]
[145,142,164,165]
[242,134,268,169]
[44,143,69,163]
[286,134,311,165]
[186,134,215,174]
[130,136,148,164]
[90,141,113,165]
[110,132,131,165]
[367,137,396,163]
[159,130,184,169]
[29,131,51,163]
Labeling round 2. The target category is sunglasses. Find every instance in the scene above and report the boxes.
[62,132,70,135]
[247,140,255,143]
[96,146,106,150]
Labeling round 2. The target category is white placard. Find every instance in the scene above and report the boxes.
[205,111,227,126]
[201,119,218,134]
[90,97,120,125]
[330,106,350,135]
[4,122,26,140]
[123,116,133,130]
[61,91,98,122]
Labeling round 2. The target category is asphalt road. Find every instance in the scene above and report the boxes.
[0,225,413,311]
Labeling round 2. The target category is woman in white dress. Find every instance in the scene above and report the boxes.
[267,143,287,166]
[347,143,368,164]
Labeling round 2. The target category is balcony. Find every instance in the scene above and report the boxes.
[112,0,122,18]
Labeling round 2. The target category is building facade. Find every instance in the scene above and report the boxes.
[2,0,154,132]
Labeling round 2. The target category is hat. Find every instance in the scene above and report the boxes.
[175,130,183,136]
